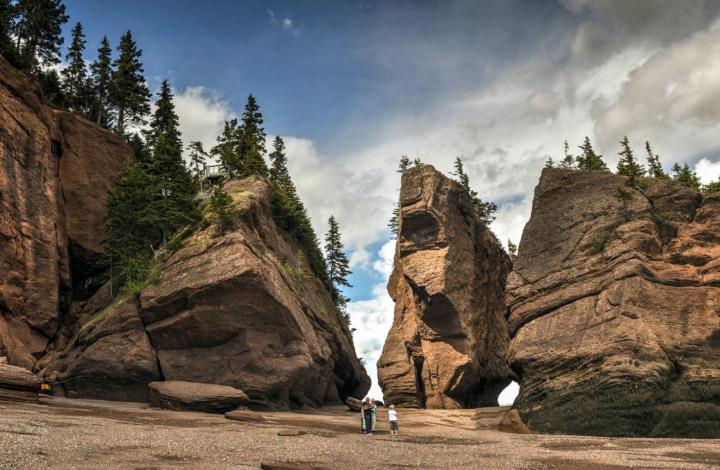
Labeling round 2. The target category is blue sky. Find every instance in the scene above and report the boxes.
[61,1,720,402]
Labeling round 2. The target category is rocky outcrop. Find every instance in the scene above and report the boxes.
[0,363,41,402]
[149,381,249,413]
[0,56,133,370]
[507,168,720,437]
[139,177,370,409]
[377,165,512,408]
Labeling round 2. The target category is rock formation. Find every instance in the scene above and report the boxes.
[139,177,370,409]
[377,165,512,408]
[507,168,720,437]
[149,381,249,413]
[0,56,133,370]
[0,363,41,402]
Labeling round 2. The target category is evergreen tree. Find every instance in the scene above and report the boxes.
[452,157,497,224]
[188,141,207,182]
[12,0,68,71]
[61,22,90,113]
[559,141,575,168]
[672,162,701,191]
[576,137,608,171]
[703,180,720,195]
[128,133,150,163]
[236,94,268,177]
[146,82,199,244]
[645,141,667,179]
[616,136,645,183]
[37,68,65,106]
[207,184,236,234]
[110,30,150,135]
[398,155,411,173]
[90,36,113,127]
[325,215,352,306]
[388,202,400,238]
[413,157,422,167]
[269,135,289,184]
[211,119,241,177]
[544,157,555,168]
[0,0,20,67]
[508,239,518,263]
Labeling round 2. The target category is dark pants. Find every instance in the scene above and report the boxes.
[363,413,373,433]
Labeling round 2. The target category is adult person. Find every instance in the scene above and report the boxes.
[360,397,376,435]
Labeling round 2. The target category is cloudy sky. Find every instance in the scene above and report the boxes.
[65,0,720,401]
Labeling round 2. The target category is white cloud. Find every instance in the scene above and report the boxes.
[267,9,303,36]
[174,86,235,159]
[695,158,720,185]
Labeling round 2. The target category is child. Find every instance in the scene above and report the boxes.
[388,404,399,435]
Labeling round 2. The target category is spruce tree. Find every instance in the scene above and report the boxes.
[559,141,575,168]
[672,163,701,191]
[452,157,497,225]
[208,184,236,234]
[576,137,608,171]
[211,119,241,177]
[188,141,207,182]
[413,157,422,167]
[0,0,20,67]
[703,180,720,195]
[90,36,113,127]
[388,202,400,238]
[645,141,667,179]
[12,0,68,71]
[545,157,555,168]
[146,81,199,244]
[398,155,411,173]
[269,135,289,184]
[61,22,90,113]
[237,94,268,177]
[616,136,645,183]
[128,133,150,163]
[110,30,150,135]
[325,215,352,306]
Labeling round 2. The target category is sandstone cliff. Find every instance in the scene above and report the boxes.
[0,56,133,369]
[507,168,720,437]
[45,177,370,407]
[378,165,512,408]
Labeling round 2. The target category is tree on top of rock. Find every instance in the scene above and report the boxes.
[11,0,68,71]
[110,30,150,135]
[90,36,113,127]
[672,162,701,191]
[145,80,181,150]
[61,22,90,113]
[559,141,575,168]
[211,119,241,176]
[388,202,400,239]
[452,157,497,225]
[237,94,268,177]
[508,239,518,263]
[645,141,667,179]
[616,136,645,183]
[187,141,207,183]
[325,215,352,307]
[576,137,608,171]
[0,0,20,67]
[398,155,411,173]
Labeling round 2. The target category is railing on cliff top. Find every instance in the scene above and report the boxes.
[202,163,226,179]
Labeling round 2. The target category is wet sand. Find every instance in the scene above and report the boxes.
[0,397,718,469]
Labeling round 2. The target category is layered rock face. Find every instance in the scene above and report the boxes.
[0,56,132,369]
[378,165,512,408]
[138,177,370,409]
[507,168,720,437]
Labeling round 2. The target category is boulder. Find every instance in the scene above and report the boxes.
[225,408,267,422]
[345,396,362,412]
[41,295,161,402]
[149,381,249,413]
[498,409,531,434]
[139,177,370,409]
[0,55,132,369]
[0,363,41,402]
[377,165,512,408]
[507,169,720,437]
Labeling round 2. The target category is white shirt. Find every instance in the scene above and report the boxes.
[388,409,398,421]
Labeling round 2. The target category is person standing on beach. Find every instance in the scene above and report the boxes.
[360,397,376,435]
[388,405,399,435]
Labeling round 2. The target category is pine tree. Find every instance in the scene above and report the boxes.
[128,133,150,163]
[188,141,207,182]
[90,36,113,127]
[325,215,352,306]
[545,157,555,168]
[559,141,575,168]
[576,136,608,171]
[508,239,517,263]
[452,157,497,224]
[12,0,68,71]
[146,82,199,244]
[110,30,150,135]
[672,163,701,191]
[413,157,422,167]
[645,141,667,179]
[236,94,268,177]
[37,68,65,106]
[61,22,90,113]
[211,119,242,177]
[0,0,20,67]
[398,155,411,173]
[269,135,289,184]
[703,180,720,195]
[616,136,645,183]
[208,184,236,234]
[388,202,400,238]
